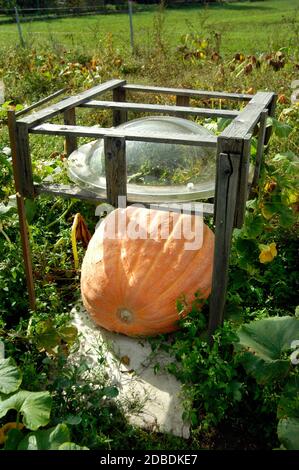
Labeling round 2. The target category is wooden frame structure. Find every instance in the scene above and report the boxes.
[7,79,276,337]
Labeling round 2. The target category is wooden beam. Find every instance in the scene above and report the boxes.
[150,202,214,217]
[80,99,239,119]
[15,121,35,198]
[176,95,190,118]
[219,92,275,140]
[34,184,214,217]
[7,110,36,311]
[35,183,107,202]
[208,152,241,337]
[17,79,126,127]
[215,92,275,225]
[30,123,218,147]
[15,88,66,117]
[104,136,127,207]
[113,85,128,126]
[234,134,251,228]
[123,84,253,101]
[63,108,77,156]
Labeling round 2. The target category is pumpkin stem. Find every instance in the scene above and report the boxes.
[118,308,133,324]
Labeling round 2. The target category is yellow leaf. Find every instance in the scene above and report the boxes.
[259,242,277,264]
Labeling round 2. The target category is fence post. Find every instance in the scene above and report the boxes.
[15,6,25,48]
[128,1,134,53]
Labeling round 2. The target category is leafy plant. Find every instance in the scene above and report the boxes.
[0,356,88,450]
[0,357,52,432]
[235,316,299,384]
[235,316,299,450]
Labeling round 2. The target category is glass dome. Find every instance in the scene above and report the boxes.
[67,116,216,203]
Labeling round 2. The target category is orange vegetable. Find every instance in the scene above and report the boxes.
[81,207,214,336]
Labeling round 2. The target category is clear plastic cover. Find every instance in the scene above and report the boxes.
[68,116,216,203]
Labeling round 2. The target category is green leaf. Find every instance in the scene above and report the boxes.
[278,206,295,228]
[277,418,299,450]
[34,320,61,354]
[59,442,89,450]
[235,317,299,384]
[217,117,232,132]
[33,320,78,354]
[18,423,70,450]
[63,414,82,425]
[0,390,52,430]
[277,377,299,420]
[24,199,36,224]
[3,428,24,450]
[0,357,22,395]
[269,117,293,138]
[58,325,78,346]
[244,213,264,238]
[102,386,119,398]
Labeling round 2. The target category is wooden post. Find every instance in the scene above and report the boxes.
[113,86,128,127]
[234,134,251,228]
[15,121,35,198]
[176,95,190,118]
[64,108,77,156]
[176,95,190,107]
[104,136,127,207]
[208,151,241,337]
[7,110,36,311]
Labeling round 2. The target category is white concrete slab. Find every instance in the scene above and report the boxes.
[71,303,190,439]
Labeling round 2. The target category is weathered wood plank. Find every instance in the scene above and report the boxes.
[80,99,239,119]
[16,88,67,117]
[30,123,218,147]
[234,134,251,228]
[220,92,275,139]
[63,108,77,156]
[176,95,190,118]
[113,86,128,126]
[123,84,253,101]
[17,79,126,127]
[150,202,214,216]
[213,136,242,225]
[34,183,214,216]
[35,183,107,202]
[176,95,190,107]
[208,152,241,337]
[213,92,275,225]
[7,110,36,310]
[104,136,127,207]
[249,109,268,198]
[15,121,35,198]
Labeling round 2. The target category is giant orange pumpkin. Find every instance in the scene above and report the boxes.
[81,206,214,336]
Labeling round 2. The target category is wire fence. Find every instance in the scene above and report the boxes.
[0,5,135,24]
[0,1,213,24]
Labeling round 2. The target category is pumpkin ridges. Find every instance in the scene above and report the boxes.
[123,210,196,307]
[129,221,213,312]
[81,207,214,336]
[125,209,168,300]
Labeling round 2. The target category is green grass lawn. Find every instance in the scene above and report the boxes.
[0,0,298,56]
